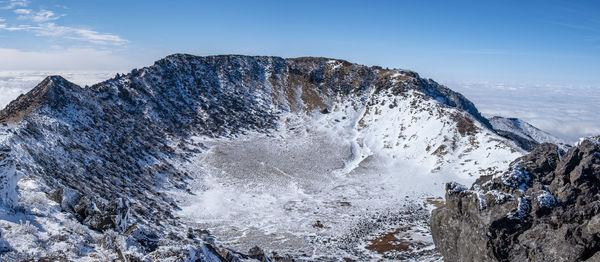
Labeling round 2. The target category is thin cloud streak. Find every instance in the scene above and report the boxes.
[0,3,127,46]
[0,22,128,46]
[0,0,28,10]
[547,21,600,33]
[15,8,62,22]
[450,49,589,59]
[31,23,129,45]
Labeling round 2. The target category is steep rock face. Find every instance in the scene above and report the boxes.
[0,54,524,260]
[431,137,600,261]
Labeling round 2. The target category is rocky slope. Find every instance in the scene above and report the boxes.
[0,54,528,260]
[431,137,600,261]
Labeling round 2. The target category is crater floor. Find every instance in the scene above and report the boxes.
[172,116,477,260]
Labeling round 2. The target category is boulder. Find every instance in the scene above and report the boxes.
[48,190,131,233]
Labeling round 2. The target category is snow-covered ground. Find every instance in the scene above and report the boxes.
[489,116,566,146]
[0,177,117,261]
[171,91,522,260]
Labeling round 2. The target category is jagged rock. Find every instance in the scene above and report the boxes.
[83,198,131,233]
[129,226,160,253]
[105,198,131,233]
[47,187,83,213]
[48,191,131,233]
[247,246,271,262]
[0,231,11,254]
[431,139,600,261]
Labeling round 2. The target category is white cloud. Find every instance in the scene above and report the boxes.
[0,4,127,46]
[16,9,63,22]
[32,23,128,45]
[31,9,61,22]
[448,81,600,143]
[13,8,29,14]
[0,23,29,31]
[0,47,144,108]
[0,0,28,10]
[0,47,155,109]
[0,21,128,46]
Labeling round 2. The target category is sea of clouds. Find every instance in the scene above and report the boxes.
[0,72,597,144]
[449,81,600,143]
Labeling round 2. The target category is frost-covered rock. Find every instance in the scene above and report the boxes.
[47,192,131,233]
[104,198,130,233]
[48,187,83,213]
[0,147,18,208]
[431,141,600,261]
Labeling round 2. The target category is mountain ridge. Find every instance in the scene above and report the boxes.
[0,54,538,260]
[1,54,492,131]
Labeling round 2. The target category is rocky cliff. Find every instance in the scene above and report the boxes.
[431,137,600,261]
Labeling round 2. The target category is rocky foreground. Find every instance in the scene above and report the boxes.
[431,137,600,261]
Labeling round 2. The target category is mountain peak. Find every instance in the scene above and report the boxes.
[0,75,81,123]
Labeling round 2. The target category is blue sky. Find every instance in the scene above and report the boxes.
[1,0,599,85]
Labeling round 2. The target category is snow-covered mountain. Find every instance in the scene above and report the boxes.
[489,116,568,151]
[0,54,530,260]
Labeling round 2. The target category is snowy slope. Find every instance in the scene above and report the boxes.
[0,54,525,261]
[174,89,522,260]
[489,116,567,151]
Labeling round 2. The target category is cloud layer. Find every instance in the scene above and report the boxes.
[0,47,138,71]
[449,81,600,143]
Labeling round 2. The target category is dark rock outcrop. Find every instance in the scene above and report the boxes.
[48,187,131,233]
[431,138,600,261]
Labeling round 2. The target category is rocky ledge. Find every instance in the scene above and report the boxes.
[431,137,600,261]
